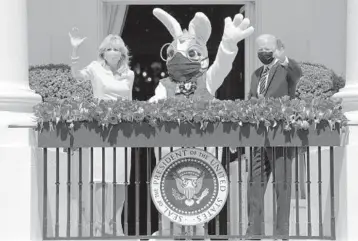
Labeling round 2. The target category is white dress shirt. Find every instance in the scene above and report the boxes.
[78,61,134,101]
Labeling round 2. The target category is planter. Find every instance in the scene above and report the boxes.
[37,121,343,148]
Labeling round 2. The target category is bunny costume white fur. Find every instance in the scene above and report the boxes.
[149,8,254,240]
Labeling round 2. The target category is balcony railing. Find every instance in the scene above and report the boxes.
[36,121,341,240]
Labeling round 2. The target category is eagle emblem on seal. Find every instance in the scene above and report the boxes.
[172,166,209,206]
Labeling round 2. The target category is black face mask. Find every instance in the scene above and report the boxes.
[258,51,274,65]
[167,52,203,82]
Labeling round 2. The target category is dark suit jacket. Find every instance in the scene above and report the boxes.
[248,58,302,99]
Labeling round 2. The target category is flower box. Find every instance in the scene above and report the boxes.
[37,121,343,148]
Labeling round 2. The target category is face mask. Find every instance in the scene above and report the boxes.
[258,51,274,65]
[167,52,204,82]
[104,51,121,64]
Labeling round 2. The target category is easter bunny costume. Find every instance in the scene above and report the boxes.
[148,8,254,240]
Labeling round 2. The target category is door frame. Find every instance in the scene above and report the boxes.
[97,0,262,99]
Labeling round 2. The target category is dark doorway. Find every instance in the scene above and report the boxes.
[122,4,246,236]
[122,4,245,101]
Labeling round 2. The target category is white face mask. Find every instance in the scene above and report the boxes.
[103,48,122,65]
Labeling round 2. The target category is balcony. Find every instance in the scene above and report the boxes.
[33,106,344,241]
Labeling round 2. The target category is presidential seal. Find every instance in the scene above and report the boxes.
[150,148,229,226]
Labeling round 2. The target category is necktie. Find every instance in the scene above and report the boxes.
[258,66,270,95]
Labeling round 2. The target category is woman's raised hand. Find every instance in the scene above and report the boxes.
[69,27,87,48]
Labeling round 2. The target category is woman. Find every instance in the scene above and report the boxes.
[69,27,134,236]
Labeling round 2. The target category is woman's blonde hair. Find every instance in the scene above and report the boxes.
[98,34,131,70]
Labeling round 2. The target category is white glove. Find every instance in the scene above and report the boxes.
[222,14,254,51]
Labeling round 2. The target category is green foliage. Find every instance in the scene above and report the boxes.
[34,96,347,132]
[296,62,345,99]
[29,64,93,102]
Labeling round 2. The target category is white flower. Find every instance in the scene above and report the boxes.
[137,107,144,113]
[184,82,192,90]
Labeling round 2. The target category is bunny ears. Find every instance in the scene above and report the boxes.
[153,8,212,45]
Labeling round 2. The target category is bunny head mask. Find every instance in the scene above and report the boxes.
[154,8,211,82]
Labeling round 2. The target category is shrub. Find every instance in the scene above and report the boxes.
[29,62,345,102]
[294,62,346,154]
[295,62,345,99]
[29,64,93,102]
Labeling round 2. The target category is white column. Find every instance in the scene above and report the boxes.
[332,0,358,240]
[0,0,42,125]
[0,0,42,241]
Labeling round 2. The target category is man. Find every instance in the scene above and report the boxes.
[246,34,302,240]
